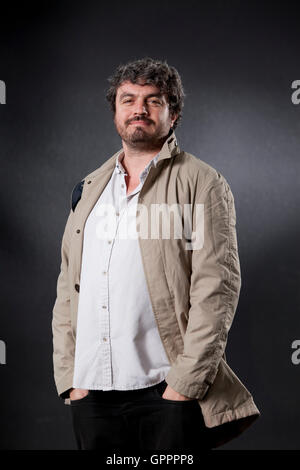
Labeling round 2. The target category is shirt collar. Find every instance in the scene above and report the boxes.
[115,152,159,183]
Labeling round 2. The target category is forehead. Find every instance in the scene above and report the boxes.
[116,81,164,99]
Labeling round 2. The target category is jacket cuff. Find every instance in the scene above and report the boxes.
[165,368,210,400]
[56,374,74,399]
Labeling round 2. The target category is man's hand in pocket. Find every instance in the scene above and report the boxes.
[69,388,89,400]
[162,384,194,401]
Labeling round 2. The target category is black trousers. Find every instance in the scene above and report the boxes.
[70,379,210,452]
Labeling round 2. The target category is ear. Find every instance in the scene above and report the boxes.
[170,112,178,128]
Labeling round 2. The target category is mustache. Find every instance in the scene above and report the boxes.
[127,117,152,125]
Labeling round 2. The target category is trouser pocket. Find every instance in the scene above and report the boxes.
[154,381,198,405]
[70,391,91,405]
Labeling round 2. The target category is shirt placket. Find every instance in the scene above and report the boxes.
[98,169,130,388]
[98,224,114,388]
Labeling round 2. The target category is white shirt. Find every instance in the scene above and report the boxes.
[72,150,171,390]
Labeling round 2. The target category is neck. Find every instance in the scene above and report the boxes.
[120,136,167,177]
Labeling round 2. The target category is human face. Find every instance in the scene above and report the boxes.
[113,81,177,149]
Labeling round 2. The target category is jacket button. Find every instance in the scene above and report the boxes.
[87,180,91,184]
[76,229,80,233]
[75,284,80,292]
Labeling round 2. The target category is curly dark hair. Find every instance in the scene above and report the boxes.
[105,57,185,130]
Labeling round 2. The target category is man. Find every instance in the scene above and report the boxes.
[52,57,260,452]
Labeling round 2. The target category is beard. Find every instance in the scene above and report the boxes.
[114,117,168,150]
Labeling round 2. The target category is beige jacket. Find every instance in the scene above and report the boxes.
[52,130,260,448]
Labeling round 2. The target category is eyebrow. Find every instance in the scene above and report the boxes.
[118,92,164,101]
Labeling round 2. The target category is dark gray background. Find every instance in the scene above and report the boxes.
[0,0,299,450]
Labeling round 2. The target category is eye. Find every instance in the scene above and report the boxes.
[123,99,133,103]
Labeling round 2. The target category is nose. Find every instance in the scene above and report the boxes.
[133,100,149,116]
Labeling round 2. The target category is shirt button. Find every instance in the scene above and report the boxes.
[116,212,119,216]
[103,337,107,342]
[74,284,80,293]
[108,240,112,244]
[121,184,125,188]
[102,305,107,309]
[76,229,80,233]
[102,271,107,275]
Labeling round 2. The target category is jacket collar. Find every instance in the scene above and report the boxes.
[156,128,180,164]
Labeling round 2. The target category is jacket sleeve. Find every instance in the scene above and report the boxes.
[52,209,76,399]
[165,172,242,400]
